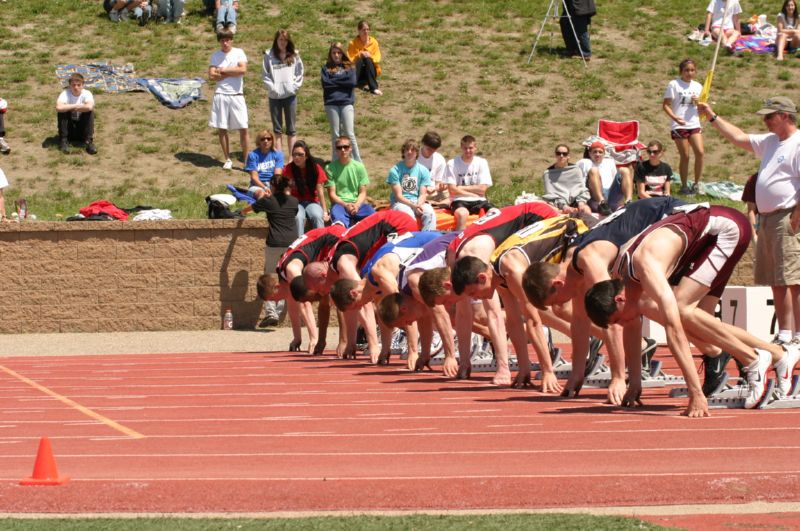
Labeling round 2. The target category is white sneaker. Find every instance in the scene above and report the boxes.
[774,344,799,398]
[744,349,772,409]
[0,137,10,154]
[222,159,233,170]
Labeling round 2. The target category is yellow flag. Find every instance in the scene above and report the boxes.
[699,71,714,103]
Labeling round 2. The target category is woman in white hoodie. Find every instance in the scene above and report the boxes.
[262,30,304,153]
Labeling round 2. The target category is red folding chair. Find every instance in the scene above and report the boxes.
[596,119,645,165]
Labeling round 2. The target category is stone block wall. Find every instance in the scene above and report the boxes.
[0,219,268,333]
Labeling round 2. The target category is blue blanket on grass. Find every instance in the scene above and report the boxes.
[135,78,205,109]
[56,62,143,93]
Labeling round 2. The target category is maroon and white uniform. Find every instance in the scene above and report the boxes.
[448,201,558,258]
[328,210,418,273]
[617,204,751,298]
[276,224,346,280]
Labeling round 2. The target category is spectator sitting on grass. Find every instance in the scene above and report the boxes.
[246,130,284,200]
[541,143,591,214]
[387,138,435,230]
[106,0,152,25]
[325,135,374,227]
[215,0,238,34]
[417,131,448,207]
[634,141,672,198]
[284,140,329,236]
[157,0,185,23]
[577,141,632,216]
[55,73,97,156]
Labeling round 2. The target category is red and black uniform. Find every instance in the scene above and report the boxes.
[276,224,346,281]
[448,201,558,258]
[328,210,418,273]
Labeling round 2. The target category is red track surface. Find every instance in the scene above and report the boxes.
[1,347,799,525]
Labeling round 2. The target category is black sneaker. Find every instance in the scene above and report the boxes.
[585,336,604,376]
[701,351,731,396]
[356,326,368,351]
[640,337,657,371]
[86,143,98,155]
[60,140,70,154]
[598,201,612,216]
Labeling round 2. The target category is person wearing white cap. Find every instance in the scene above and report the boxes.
[698,96,800,347]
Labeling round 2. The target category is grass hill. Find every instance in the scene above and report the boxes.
[0,0,792,219]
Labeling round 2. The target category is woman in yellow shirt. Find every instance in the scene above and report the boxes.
[347,20,383,96]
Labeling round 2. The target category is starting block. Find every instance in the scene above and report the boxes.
[426,350,552,373]
[394,330,444,360]
[538,354,685,388]
[671,375,800,409]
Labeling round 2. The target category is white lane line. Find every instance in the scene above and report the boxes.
[0,470,796,481]
[2,446,800,458]
[2,427,800,442]
[486,423,543,428]
[384,428,438,432]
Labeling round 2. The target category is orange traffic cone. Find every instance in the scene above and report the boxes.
[20,436,70,486]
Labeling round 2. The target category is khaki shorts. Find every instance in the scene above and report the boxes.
[755,208,800,286]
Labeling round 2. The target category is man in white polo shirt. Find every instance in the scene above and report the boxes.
[209,29,250,171]
[698,96,800,347]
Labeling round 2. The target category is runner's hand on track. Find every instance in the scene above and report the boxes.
[684,394,710,418]
[606,377,626,405]
[442,356,459,378]
[538,371,563,394]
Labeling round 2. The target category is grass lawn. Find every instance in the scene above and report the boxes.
[1,514,671,529]
[0,0,790,219]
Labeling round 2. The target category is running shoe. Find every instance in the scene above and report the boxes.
[773,344,800,398]
[222,158,233,170]
[701,351,731,397]
[390,329,407,356]
[771,333,789,346]
[640,337,657,370]
[0,137,10,154]
[430,330,443,357]
[355,326,368,352]
[744,349,772,409]
[585,336,603,376]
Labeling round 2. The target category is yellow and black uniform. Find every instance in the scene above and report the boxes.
[490,214,597,281]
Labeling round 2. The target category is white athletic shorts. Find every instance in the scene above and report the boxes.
[208,93,249,130]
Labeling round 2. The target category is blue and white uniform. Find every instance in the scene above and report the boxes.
[399,232,459,295]
[361,231,442,292]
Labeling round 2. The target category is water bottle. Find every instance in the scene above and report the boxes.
[223,309,233,330]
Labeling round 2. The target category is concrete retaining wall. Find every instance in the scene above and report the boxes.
[0,219,268,333]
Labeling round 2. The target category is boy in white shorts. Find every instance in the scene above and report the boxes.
[209,30,250,170]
